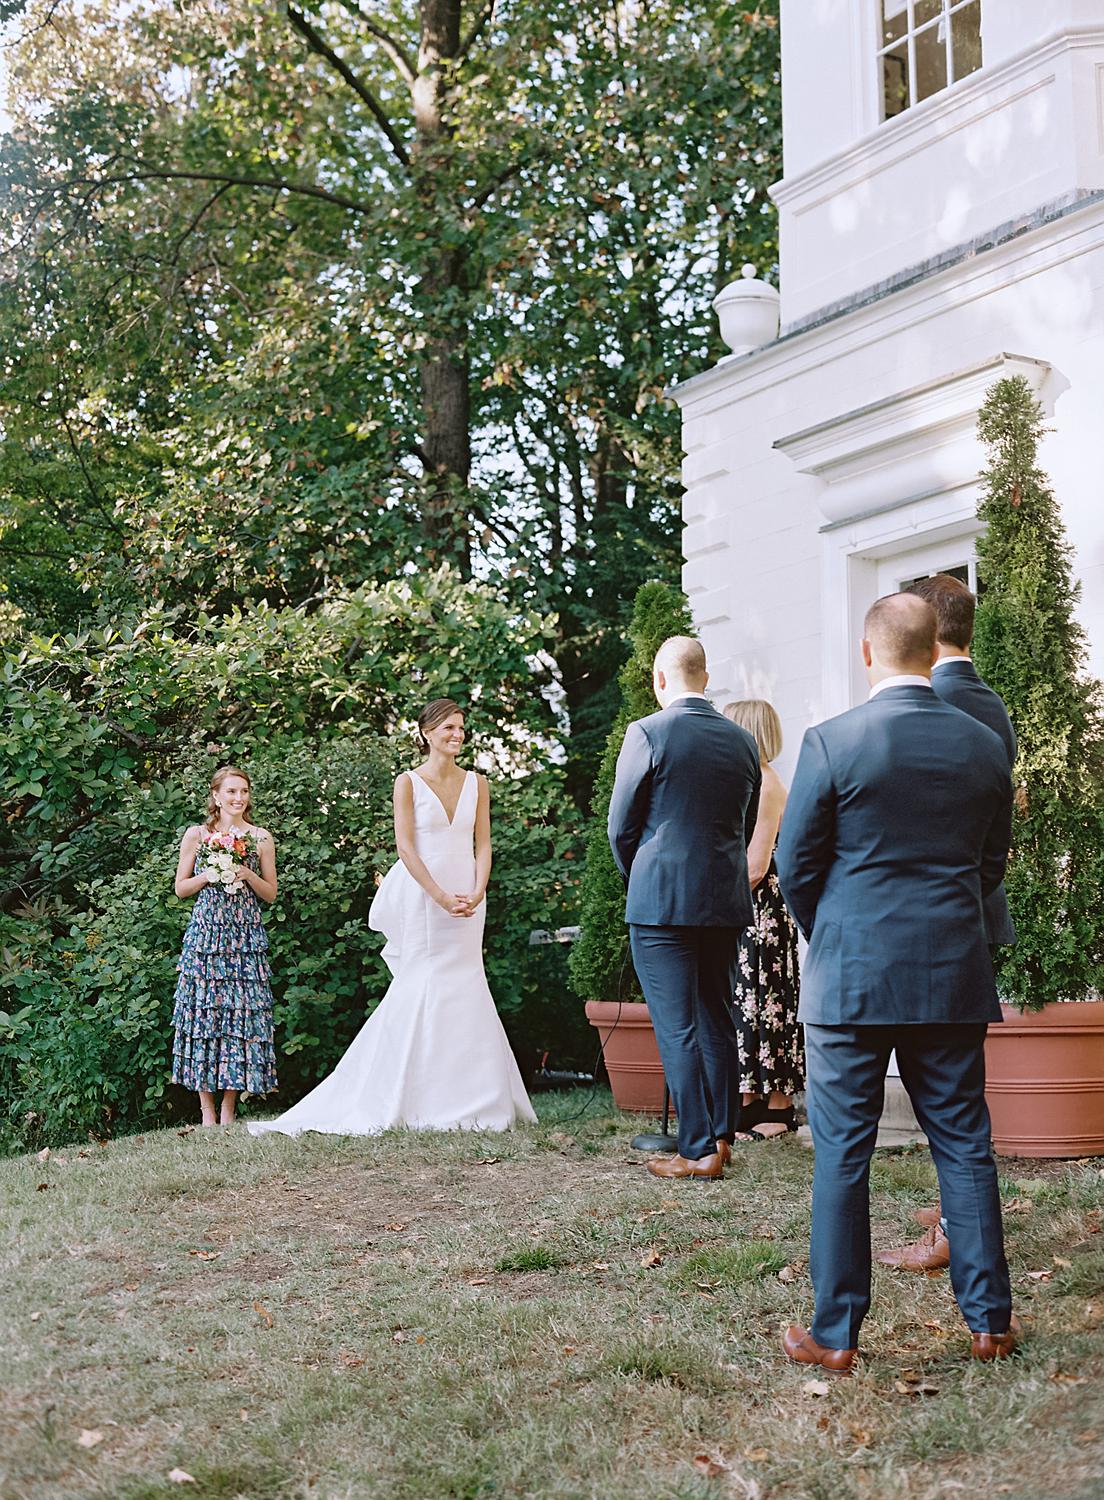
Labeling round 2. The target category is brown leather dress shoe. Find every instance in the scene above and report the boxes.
[914,1203,942,1228]
[875,1223,950,1273]
[782,1325,856,1375]
[971,1313,1021,1361]
[647,1151,724,1180]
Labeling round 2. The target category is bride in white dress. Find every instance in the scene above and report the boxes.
[249,698,536,1136]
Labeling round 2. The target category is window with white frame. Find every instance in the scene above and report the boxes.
[879,1,982,121]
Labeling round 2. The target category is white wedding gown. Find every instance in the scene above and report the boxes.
[249,770,536,1136]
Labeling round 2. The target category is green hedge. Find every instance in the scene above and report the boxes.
[0,571,585,1149]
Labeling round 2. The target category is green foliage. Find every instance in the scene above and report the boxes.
[568,582,695,1003]
[0,0,781,805]
[973,376,1104,1009]
[0,573,582,1148]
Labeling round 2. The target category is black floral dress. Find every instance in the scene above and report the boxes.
[733,856,804,1097]
[171,844,277,1095]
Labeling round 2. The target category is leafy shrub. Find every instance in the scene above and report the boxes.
[973,377,1104,1009]
[568,581,695,1003]
[0,571,584,1148]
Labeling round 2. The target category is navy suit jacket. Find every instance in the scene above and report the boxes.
[931,658,1017,946]
[607,698,762,928]
[775,685,1013,1025]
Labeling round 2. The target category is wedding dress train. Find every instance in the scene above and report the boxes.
[248,770,536,1136]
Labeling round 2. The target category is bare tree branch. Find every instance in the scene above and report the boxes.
[331,0,417,84]
[71,164,375,217]
[458,0,497,60]
[287,5,411,170]
[168,179,233,262]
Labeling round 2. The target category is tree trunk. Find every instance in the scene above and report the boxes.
[413,0,471,571]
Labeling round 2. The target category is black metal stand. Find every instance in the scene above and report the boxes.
[631,1083,678,1153]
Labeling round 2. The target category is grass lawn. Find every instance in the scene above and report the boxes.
[2,1091,1103,1500]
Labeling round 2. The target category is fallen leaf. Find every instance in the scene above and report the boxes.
[1049,1371,1087,1386]
[1053,1256,1073,1269]
[415,1335,426,1345]
[466,1277,490,1286]
[847,1424,873,1447]
[562,1345,576,1354]
[660,1198,680,1209]
[1027,1269,1053,1281]
[35,1182,49,1192]
[188,1249,220,1261]
[640,1249,662,1268]
[392,1330,406,1343]
[29,1310,42,1322]
[473,1156,500,1165]
[745,1446,770,1461]
[1004,1198,1034,1214]
[777,1265,796,1283]
[338,1354,364,1368]
[177,1126,195,1137]
[239,1408,249,1420]
[1076,1430,1098,1443]
[77,1429,104,1448]
[691,1453,730,1476]
[252,1301,273,1329]
[803,1379,831,1397]
[592,1261,610,1271]
[385,1222,406,1232]
[37,1147,51,1162]
[168,1470,196,1485]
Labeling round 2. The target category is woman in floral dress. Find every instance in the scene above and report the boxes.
[172,766,278,1126]
[723,701,803,1140]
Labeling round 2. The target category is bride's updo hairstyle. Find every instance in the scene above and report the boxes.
[416,698,464,754]
[205,765,254,831]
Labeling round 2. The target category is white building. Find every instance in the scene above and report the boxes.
[673,0,1104,779]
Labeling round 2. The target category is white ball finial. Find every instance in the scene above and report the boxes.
[741,263,757,279]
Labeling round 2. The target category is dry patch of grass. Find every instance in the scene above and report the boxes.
[1,1095,1103,1499]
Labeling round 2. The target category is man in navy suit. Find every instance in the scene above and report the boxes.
[875,572,1019,1272]
[776,593,1018,1371]
[607,636,761,1180]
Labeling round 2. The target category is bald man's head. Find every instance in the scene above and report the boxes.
[653,635,708,705]
[862,593,938,678]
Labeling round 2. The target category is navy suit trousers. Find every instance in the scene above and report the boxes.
[805,1023,1011,1349]
[629,924,740,1160]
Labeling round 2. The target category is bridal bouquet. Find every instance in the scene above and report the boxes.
[198,827,256,895]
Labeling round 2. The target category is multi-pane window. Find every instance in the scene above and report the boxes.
[880,1,982,121]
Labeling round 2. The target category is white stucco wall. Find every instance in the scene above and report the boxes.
[673,199,1104,783]
[775,9,1104,326]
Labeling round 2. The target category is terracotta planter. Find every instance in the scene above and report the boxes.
[984,1000,1104,1158]
[584,1000,667,1113]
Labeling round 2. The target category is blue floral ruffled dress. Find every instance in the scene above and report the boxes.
[171,842,278,1094]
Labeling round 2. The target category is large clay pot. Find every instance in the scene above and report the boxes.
[584,1000,666,1113]
[984,1000,1104,1158]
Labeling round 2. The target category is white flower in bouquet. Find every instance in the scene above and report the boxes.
[198,827,255,895]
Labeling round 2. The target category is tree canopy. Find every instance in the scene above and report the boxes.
[1,0,781,799]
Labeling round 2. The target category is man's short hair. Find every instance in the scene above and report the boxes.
[903,573,976,650]
[863,593,937,671]
[654,635,707,682]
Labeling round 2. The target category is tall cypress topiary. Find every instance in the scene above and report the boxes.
[568,581,696,1003]
[973,375,1104,1009]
